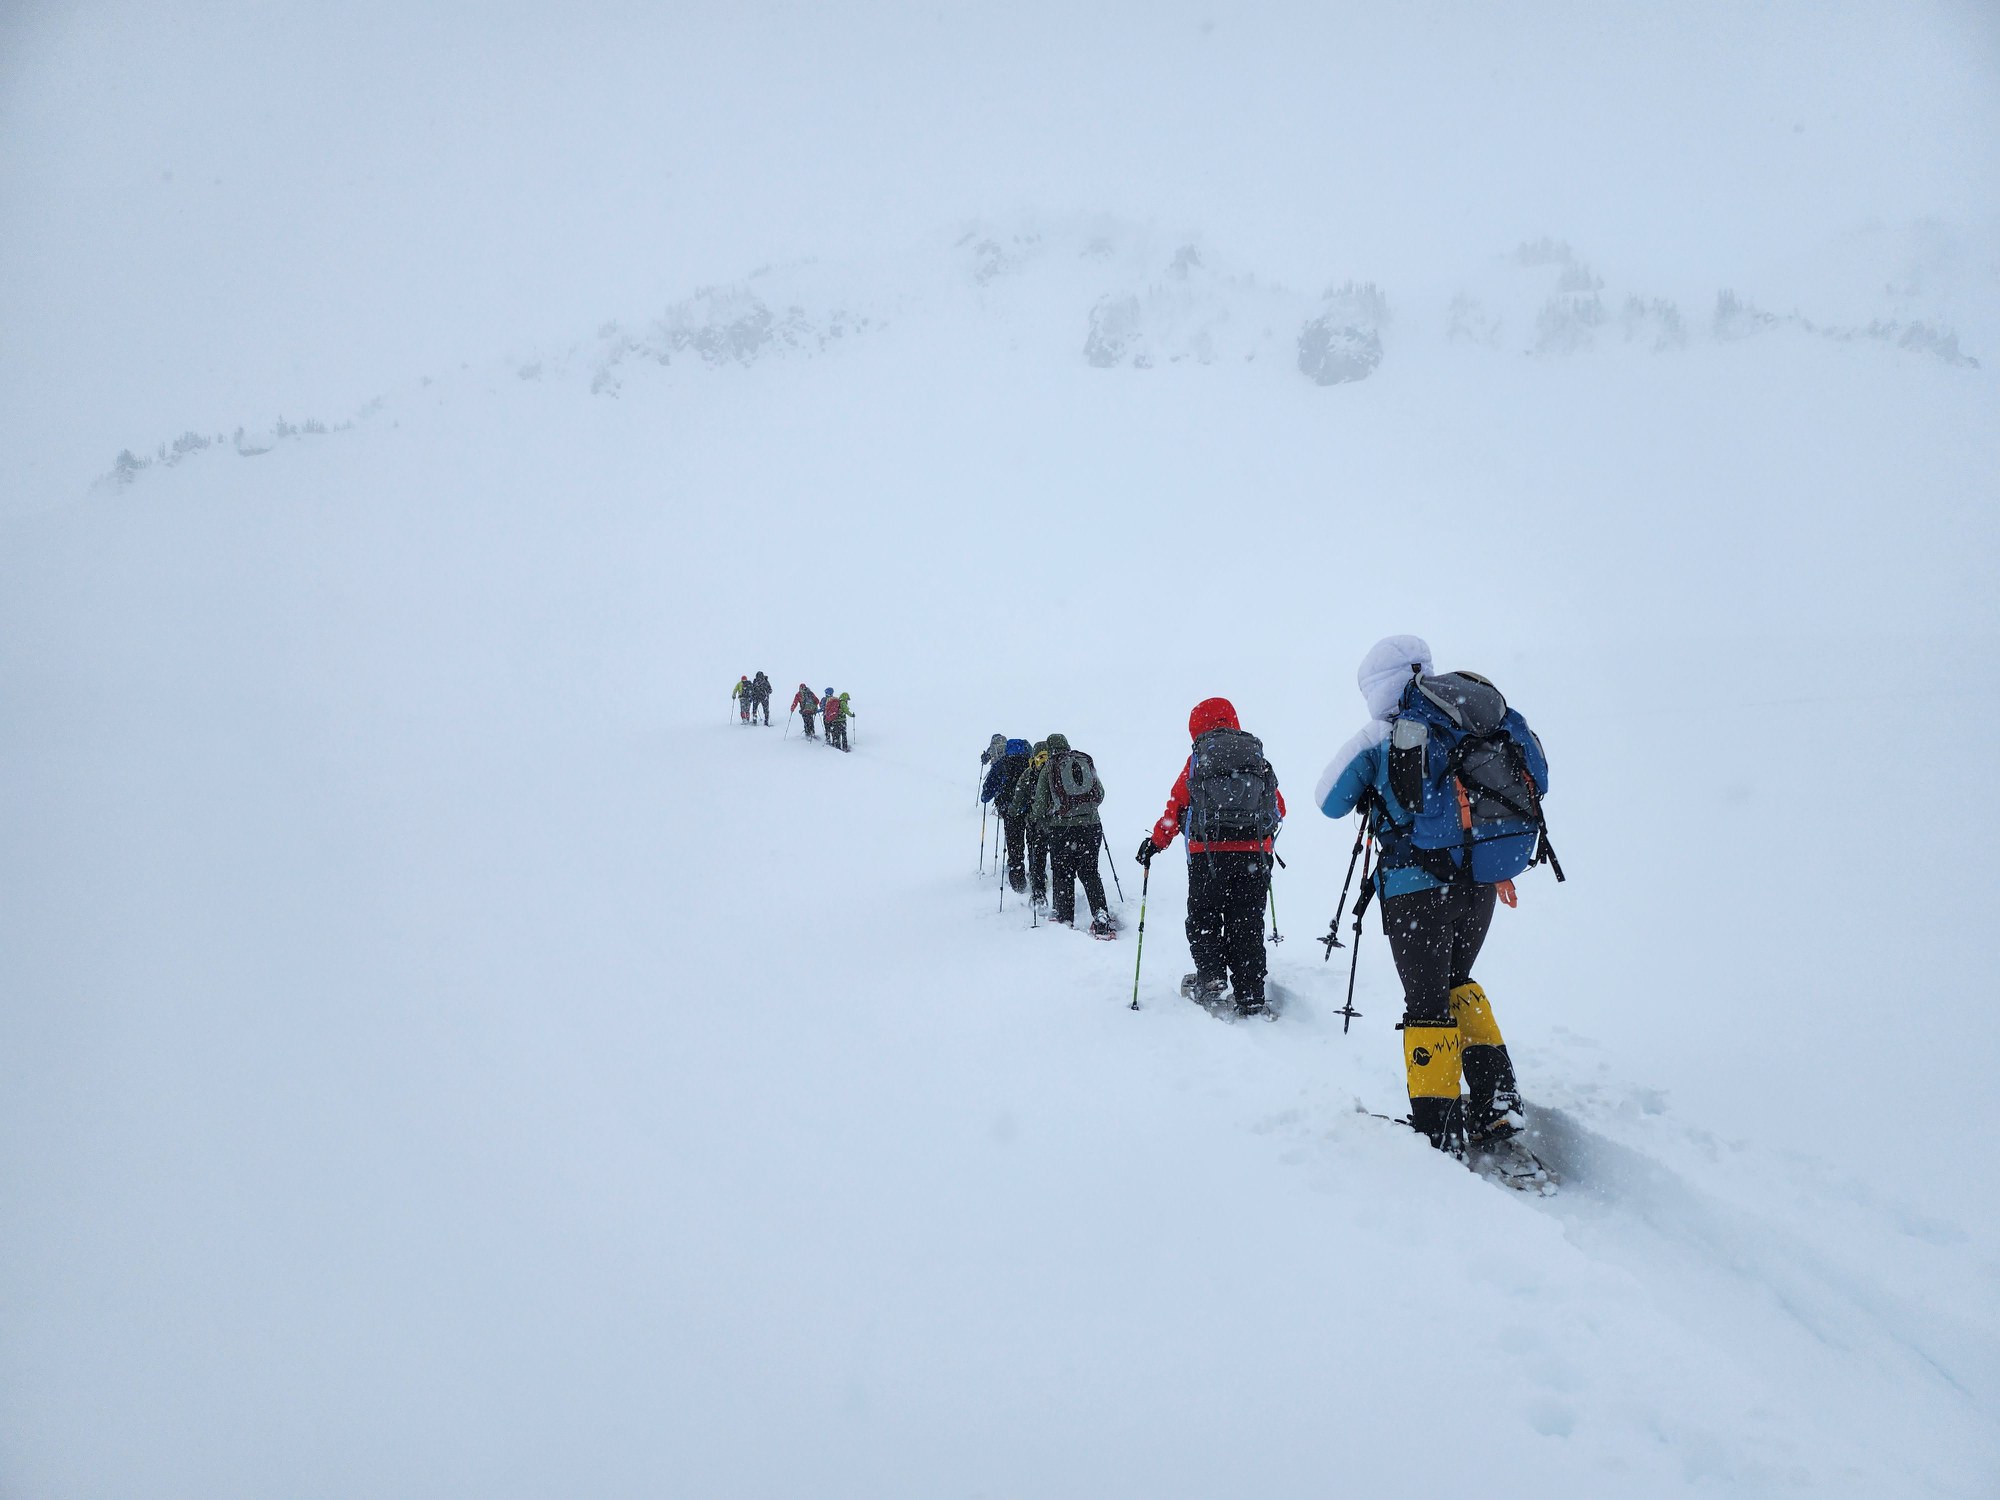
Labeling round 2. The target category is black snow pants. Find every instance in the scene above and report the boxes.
[1186,849,1270,1001]
[1381,881,1494,1024]
[1003,811,1029,893]
[1049,825,1107,925]
[754,692,771,724]
[1381,879,1517,1119]
[1025,823,1051,904]
[800,709,817,738]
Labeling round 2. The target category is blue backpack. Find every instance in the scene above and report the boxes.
[1386,671,1563,885]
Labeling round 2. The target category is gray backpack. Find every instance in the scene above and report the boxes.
[1186,728,1280,843]
[1047,750,1105,820]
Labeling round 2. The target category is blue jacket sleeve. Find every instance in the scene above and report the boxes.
[1315,723,1390,819]
[981,761,1007,803]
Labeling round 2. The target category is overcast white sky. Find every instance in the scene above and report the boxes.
[2,0,1995,498]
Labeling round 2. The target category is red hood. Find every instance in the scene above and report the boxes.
[1187,697,1240,737]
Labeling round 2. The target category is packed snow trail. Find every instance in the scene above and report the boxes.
[2,260,1997,1495]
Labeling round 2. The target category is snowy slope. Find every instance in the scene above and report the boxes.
[3,226,1998,1497]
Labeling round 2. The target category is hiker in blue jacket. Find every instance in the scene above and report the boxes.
[981,738,1033,892]
[1317,635,1553,1155]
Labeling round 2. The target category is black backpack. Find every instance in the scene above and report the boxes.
[1186,728,1280,843]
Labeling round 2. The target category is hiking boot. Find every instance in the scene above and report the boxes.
[1409,1096,1468,1157]
[1232,989,1267,1017]
[1180,973,1229,1003]
[1467,1089,1526,1147]
[1089,914,1116,939]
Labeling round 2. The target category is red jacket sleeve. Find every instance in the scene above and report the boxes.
[1152,759,1192,848]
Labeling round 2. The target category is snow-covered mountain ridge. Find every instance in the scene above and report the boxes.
[99,216,1991,491]
[5,208,1996,1497]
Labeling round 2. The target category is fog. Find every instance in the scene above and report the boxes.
[3,0,1995,505]
[4,6,1999,1497]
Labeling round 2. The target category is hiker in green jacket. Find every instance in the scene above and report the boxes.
[1008,740,1052,905]
[1027,733,1114,938]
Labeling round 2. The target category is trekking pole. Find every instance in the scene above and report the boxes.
[979,801,989,874]
[1128,861,1152,1010]
[783,707,794,740]
[1337,834,1375,1034]
[1320,799,1374,959]
[1099,827,1125,903]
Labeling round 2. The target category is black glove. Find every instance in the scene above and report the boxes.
[1135,838,1157,867]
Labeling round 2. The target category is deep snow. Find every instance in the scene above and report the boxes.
[2,226,1997,1496]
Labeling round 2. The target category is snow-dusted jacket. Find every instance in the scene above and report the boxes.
[982,739,1031,805]
[1151,697,1286,855]
[792,686,819,715]
[1007,744,1050,822]
[1317,635,1547,899]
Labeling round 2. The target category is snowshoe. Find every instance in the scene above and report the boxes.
[1088,914,1116,940]
[1468,1135,1557,1196]
[1231,990,1268,1018]
[1180,973,1229,1004]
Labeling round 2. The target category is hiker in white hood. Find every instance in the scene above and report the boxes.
[1316,635,1553,1161]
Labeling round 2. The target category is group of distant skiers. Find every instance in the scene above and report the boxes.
[733,674,856,751]
[980,635,1560,1172]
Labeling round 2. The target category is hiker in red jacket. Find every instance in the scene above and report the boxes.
[791,684,819,739]
[1136,697,1285,1016]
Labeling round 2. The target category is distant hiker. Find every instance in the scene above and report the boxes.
[1029,733,1113,937]
[732,675,752,723]
[837,692,854,744]
[980,733,1007,768]
[791,683,820,739]
[822,687,851,752]
[751,670,773,725]
[981,738,1033,892]
[1007,739,1053,905]
[1314,635,1555,1157]
[1137,697,1285,1016]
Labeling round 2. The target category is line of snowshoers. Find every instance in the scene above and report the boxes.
[978,635,1562,1176]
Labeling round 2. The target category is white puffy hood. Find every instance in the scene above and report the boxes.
[1357,635,1433,721]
